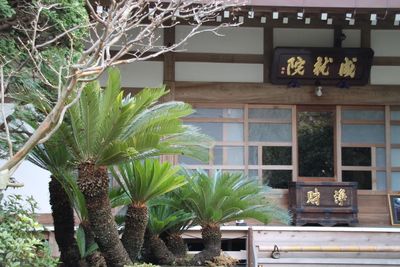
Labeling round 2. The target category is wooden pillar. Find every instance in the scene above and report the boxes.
[161,27,177,164]
[263,26,273,83]
[361,28,371,48]
[163,27,176,101]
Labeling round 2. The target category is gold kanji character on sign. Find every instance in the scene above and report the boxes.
[287,56,305,76]
[334,188,347,206]
[339,57,357,78]
[313,56,333,76]
[306,188,320,206]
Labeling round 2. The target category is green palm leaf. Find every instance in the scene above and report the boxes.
[66,67,212,166]
[147,201,193,235]
[180,170,291,226]
[110,159,187,205]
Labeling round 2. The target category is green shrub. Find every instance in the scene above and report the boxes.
[124,264,160,267]
[0,195,58,267]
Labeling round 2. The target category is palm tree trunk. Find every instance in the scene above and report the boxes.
[80,221,107,267]
[78,162,131,267]
[121,203,148,261]
[49,176,81,267]
[163,232,187,258]
[146,233,175,265]
[191,224,221,266]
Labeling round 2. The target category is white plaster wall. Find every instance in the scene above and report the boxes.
[371,30,400,57]
[99,62,164,88]
[342,29,361,48]
[175,62,263,82]
[175,26,263,54]
[2,160,51,213]
[370,66,400,85]
[274,28,334,47]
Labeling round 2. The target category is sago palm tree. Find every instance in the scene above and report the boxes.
[110,159,187,261]
[29,134,106,267]
[27,132,83,267]
[143,201,193,265]
[160,192,194,258]
[65,68,211,266]
[180,170,291,265]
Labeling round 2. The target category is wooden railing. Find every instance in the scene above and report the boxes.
[249,226,400,267]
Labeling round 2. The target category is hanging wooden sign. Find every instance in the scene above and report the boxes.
[270,47,374,86]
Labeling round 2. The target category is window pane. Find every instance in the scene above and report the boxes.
[179,155,206,165]
[342,171,372,190]
[248,169,259,178]
[391,149,400,167]
[377,148,386,168]
[391,110,400,120]
[262,170,291,189]
[392,126,400,144]
[377,171,387,191]
[188,108,223,118]
[224,109,243,118]
[189,122,222,140]
[342,110,384,120]
[214,146,244,165]
[342,125,385,144]
[249,108,291,120]
[188,108,243,118]
[392,172,400,191]
[342,147,371,166]
[188,122,243,141]
[298,111,334,177]
[225,123,243,141]
[262,146,292,165]
[221,169,244,175]
[249,146,258,165]
[249,123,291,142]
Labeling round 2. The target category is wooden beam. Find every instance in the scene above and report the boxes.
[110,50,400,66]
[174,82,400,105]
[264,26,273,83]
[174,52,263,64]
[373,57,400,66]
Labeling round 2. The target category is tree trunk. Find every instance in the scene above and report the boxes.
[191,224,221,266]
[121,203,148,261]
[145,233,175,265]
[78,162,131,267]
[49,176,81,267]
[163,231,187,258]
[80,221,107,267]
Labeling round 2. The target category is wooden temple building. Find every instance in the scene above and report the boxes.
[32,0,400,265]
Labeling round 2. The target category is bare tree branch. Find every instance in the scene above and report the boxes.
[0,0,247,172]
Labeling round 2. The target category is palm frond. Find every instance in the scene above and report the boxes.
[147,202,193,235]
[180,170,291,226]
[110,159,186,204]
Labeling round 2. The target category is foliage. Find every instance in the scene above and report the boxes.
[0,195,58,267]
[0,0,15,18]
[124,263,160,267]
[111,159,187,205]
[76,225,99,259]
[147,200,194,236]
[180,170,291,226]
[66,68,212,167]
